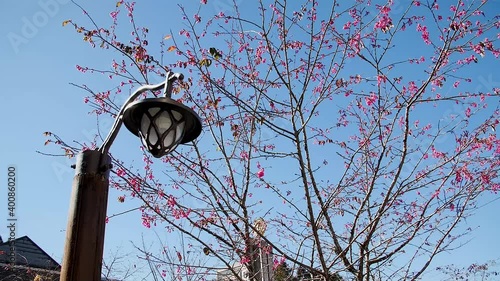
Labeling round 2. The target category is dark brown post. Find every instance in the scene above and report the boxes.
[60,150,111,281]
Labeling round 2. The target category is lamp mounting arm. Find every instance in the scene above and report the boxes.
[163,72,184,98]
[98,71,184,155]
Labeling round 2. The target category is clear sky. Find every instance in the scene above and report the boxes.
[1,1,499,280]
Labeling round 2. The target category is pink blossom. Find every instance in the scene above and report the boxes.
[129,178,139,193]
[465,107,471,117]
[142,217,151,228]
[480,173,491,184]
[456,166,473,182]
[472,42,485,57]
[167,196,177,208]
[374,6,393,33]
[179,29,191,38]
[431,146,446,159]
[431,188,440,199]
[240,256,250,265]
[416,24,431,44]
[408,81,418,94]
[110,11,119,20]
[116,168,126,177]
[273,256,286,269]
[125,2,134,16]
[194,14,201,23]
[365,93,377,106]
[240,151,249,160]
[158,189,165,198]
[347,33,363,55]
[257,168,265,178]
[76,65,88,73]
[377,75,387,85]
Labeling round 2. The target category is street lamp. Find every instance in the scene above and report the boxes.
[60,72,202,281]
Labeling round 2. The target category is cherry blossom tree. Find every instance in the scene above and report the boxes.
[47,0,499,280]
[437,259,500,280]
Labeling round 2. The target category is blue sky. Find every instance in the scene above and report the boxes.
[0,0,188,275]
[1,0,499,280]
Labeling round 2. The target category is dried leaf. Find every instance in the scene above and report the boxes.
[177,251,182,261]
[167,45,176,52]
[62,20,71,27]
[203,247,210,255]
[164,34,172,40]
[116,1,122,7]
[65,149,74,158]
[199,58,212,67]
[209,47,222,60]
[336,79,343,88]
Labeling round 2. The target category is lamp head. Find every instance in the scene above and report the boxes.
[122,98,202,158]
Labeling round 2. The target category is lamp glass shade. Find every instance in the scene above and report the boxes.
[138,107,184,156]
[175,121,185,143]
[155,110,172,131]
[162,124,177,148]
[123,98,202,158]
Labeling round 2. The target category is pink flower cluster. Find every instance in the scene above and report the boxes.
[365,93,378,106]
[374,6,393,33]
[416,24,431,44]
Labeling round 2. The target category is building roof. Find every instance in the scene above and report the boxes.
[0,264,60,281]
[0,236,60,271]
[0,236,121,281]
